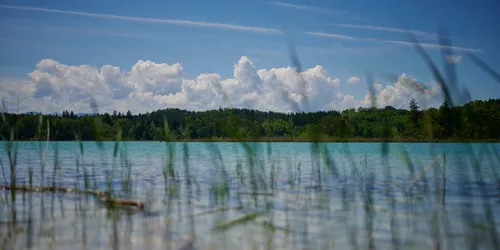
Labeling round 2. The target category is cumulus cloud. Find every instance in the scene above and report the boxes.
[324,74,443,111]
[0,57,444,114]
[362,73,443,109]
[348,76,360,84]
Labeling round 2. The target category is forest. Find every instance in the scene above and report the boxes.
[1,98,500,142]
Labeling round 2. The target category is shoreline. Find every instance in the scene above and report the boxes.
[6,137,500,143]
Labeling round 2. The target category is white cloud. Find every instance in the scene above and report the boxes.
[1,57,345,114]
[339,94,357,110]
[1,58,445,114]
[348,76,360,84]
[0,4,281,34]
[323,74,443,111]
[373,83,383,92]
[444,54,462,63]
[362,73,443,109]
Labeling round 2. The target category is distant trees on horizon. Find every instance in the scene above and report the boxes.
[2,98,500,141]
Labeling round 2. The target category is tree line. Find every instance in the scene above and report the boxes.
[1,98,500,141]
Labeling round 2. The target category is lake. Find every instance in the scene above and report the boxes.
[1,142,500,249]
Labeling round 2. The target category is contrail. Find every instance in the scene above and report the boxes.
[305,31,482,53]
[331,23,436,38]
[0,4,282,34]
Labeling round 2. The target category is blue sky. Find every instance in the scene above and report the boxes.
[0,0,499,113]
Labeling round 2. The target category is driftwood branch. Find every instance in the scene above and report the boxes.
[0,184,143,210]
[404,153,445,195]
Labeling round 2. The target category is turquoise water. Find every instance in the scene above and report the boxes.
[1,142,500,249]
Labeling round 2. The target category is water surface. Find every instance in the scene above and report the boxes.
[1,142,499,249]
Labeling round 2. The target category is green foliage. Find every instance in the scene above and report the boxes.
[2,99,500,141]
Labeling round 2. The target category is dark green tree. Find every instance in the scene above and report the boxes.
[408,97,422,137]
[2,99,500,141]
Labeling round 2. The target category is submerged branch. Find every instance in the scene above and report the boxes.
[404,153,444,195]
[0,184,144,210]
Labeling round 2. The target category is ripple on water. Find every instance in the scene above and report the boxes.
[1,142,499,249]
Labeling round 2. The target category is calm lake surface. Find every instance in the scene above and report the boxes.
[1,142,500,249]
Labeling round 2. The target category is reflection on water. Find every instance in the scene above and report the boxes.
[1,142,499,249]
